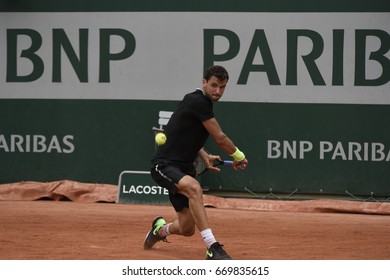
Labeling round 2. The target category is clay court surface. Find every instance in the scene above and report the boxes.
[1,198,390,260]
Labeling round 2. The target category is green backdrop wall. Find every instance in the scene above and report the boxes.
[1,0,389,199]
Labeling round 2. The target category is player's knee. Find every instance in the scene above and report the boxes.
[186,183,203,199]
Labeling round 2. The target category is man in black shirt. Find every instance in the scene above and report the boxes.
[145,65,248,260]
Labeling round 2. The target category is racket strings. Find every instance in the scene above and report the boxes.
[194,156,207,175]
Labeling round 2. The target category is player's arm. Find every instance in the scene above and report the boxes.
[202,117,248,170]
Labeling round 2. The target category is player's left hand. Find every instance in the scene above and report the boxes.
[204,154,222,173]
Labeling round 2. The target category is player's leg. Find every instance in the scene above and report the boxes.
[144,164,194,249]
[165,208,195,236]
[146,164,231,259]
[154,193,196,238]
[143,194,195,249]
[176,175,232,260]
[144,164,178,250]
[176,175,209,231]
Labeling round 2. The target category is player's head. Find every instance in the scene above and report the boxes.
[202,65,229,102]
[203,65,229,82]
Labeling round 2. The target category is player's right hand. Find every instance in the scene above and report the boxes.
[233,158,248,170]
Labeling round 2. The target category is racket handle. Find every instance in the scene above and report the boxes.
[223,160,246,168]
[224,160,246,168]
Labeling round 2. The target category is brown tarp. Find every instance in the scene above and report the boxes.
[1,180,389,214]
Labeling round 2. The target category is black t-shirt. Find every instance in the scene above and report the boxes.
[152,89,214,167]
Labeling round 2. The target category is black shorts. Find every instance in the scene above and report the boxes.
[150,161,195,212]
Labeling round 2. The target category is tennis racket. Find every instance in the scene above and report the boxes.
[194,156,233,176]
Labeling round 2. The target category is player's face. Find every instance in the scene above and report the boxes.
[202,76,228,102]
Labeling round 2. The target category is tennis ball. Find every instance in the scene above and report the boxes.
[155,132,167,145]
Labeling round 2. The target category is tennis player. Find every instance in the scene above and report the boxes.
[145,65,248,260]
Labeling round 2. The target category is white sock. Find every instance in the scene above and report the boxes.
[159,223,172,238]
[200,228,217,248]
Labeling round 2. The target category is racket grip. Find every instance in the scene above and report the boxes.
[227,160,246,168]
[223,160,246,168]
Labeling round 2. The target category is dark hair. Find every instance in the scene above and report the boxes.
[204,65,229,81]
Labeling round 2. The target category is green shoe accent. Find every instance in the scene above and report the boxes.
[205,242,232,260]
[152,217,166,236]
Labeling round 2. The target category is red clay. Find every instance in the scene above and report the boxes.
[1,200,389,260]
